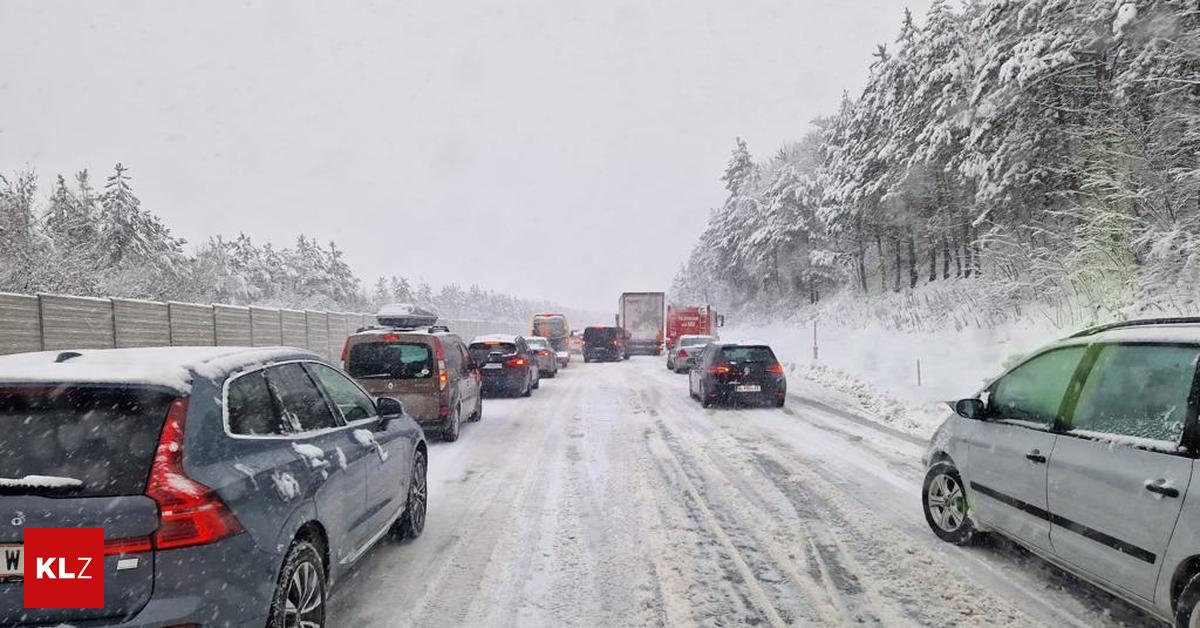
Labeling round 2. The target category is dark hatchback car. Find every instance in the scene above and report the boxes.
[582,326,626,362]
[0,347,427,628]
[469,334,539,397]
[688,342,786,408]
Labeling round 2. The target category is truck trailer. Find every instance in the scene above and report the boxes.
[617,292,665,356]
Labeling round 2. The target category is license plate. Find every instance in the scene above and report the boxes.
[735,384,761,393]
[483,363,503,370]
[0,545,23,577]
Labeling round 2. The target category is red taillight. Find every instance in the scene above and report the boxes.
[103,536,152,556]
[146,397,244,551]
[506,357,527,367]
[539,350,551,357]
[611,340,620,346]
[434,338,448,392]
[710,363,732,375]
[766,362,785,375]
[678,349,689,359]
[340,339,350,363]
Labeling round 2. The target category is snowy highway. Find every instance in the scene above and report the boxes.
[328,357,1160,627]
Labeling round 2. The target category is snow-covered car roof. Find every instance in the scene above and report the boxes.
[526,336,549,342]
[1048,322,1200,350]
[0,346,317,393]
[677,334,716,341]
[471,334,521,344]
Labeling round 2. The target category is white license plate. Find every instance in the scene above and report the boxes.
[735,384,761,393]
[0,545,23,577]
[483,363,504,370]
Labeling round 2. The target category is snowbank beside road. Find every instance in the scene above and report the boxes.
[728,319,1067,439]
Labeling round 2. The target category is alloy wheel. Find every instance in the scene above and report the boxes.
[283,561,323,628]
[926,473,967,533]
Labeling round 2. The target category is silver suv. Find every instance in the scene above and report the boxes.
[922,318,1200,626]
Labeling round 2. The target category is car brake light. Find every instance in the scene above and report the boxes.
[340,339,350,363]
[382,333,402,342]
[434,338,448,392]
[539,350,551,357]
[146,397,244,551]
[104,535,152,556]
[710,363,732,375]
[678,349,689,359]
[611,340,620,346]
[506,357,527,367]
[766,362,785,375]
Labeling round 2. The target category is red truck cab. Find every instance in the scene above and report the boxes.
[666,305,723,349]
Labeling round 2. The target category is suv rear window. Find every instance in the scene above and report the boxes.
[470,342,518,363]
[347,342,434,380]
[680,336,714,347]
[527,338,549,350]
[584,327,619,342]
[719,346,777,363]
[0,386,174,497]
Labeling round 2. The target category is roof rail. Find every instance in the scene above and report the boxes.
[1068,317,1200,338]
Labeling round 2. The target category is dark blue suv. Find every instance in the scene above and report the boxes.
[0,346,428,627]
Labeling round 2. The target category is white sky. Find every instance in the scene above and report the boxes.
[0,0,932,311]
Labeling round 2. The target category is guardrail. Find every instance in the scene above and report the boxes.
[0,292,525,360]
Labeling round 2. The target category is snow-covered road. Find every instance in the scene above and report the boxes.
[328,357,1160,627]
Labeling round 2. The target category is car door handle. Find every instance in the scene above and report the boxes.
[1025,450,1047,464]
[1146,480,1180,498]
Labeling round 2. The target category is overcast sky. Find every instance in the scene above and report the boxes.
[0,0,932,312]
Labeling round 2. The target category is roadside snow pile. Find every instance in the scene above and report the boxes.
[787,363,948,438]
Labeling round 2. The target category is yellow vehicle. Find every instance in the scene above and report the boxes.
[531,313,571,367]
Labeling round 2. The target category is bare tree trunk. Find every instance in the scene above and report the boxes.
[962,222,974,278]
[876,233,887,293]
[908,232,919,289]
[953,237,962,277]
[928,238,938,282]
[942,238,951,279]
[893,236,902,292]
[855,222,868,292]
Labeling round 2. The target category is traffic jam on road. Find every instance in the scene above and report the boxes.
[2,296,1200,627]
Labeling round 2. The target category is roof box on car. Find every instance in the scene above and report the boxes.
[376,303,440,329]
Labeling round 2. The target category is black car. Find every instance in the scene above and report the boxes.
[469,334,540,397]
[582,326,625,362]
[688,342,786,407]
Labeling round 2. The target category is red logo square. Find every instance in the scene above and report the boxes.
[23,528,104,608]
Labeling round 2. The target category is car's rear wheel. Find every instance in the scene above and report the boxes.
[774,398,785,408]
[392,448,427,540]
[468,394,482,422]
[443,404,461,442]
[922,463,980,545]
[267,540,326,628]
[521,376,532,397]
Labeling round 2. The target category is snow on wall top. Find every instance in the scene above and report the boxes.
[0,346,316,392]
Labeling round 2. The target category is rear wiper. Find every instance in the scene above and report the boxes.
[0,475,85,496]
[353,373,394,379]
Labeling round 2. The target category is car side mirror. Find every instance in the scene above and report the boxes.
[954,398,985,420]
[377,397,404,417]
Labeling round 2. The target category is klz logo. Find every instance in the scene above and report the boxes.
[24,528,104,608]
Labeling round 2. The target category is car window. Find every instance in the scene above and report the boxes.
[680,336,713,347]
[719,346,776,362]
[347,341,434,380]
[470,341,518,362]
[228,370,288,435]
[1070,344,1200,443]
[584,327,619,342]
[0,386,175,497]
[989,346,1086,427]
[306,363,377,423]
[265,363,340,432]
[527,339,549,350]
[458,344,473,373]
[441,340,459,372]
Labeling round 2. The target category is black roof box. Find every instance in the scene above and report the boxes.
[376,303,439,329]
